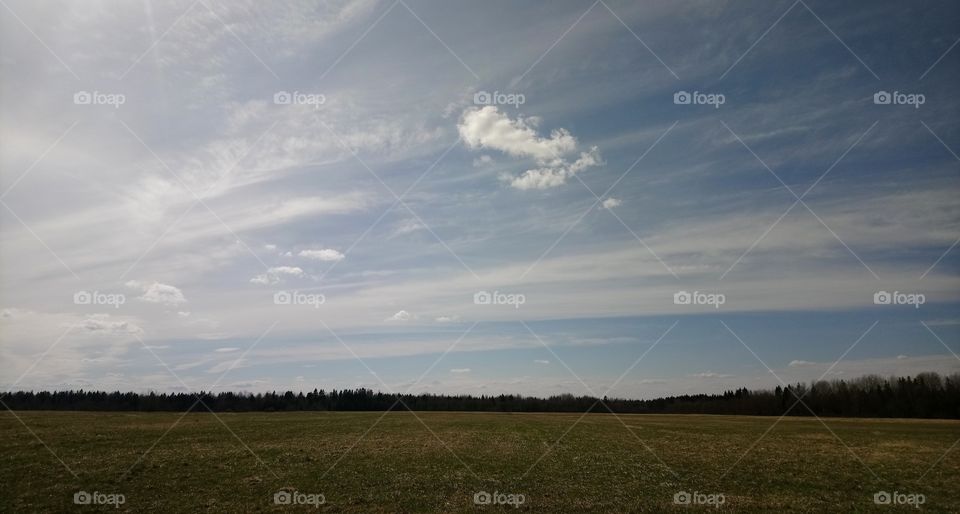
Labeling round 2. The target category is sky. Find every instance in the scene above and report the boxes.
[1,0,959,399]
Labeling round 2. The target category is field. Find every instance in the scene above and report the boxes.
[1,411,958,512]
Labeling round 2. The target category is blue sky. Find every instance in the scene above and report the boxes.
[1,0,958,398]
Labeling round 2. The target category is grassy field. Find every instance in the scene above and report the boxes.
[1,411,957,512]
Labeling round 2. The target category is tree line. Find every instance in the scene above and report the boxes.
[3,372,958,419]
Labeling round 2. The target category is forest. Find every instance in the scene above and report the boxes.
[3,372,959,419]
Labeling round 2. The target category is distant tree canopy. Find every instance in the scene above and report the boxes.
[3,372,959,419]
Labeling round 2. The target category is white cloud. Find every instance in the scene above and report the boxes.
[197,333,231,340]
[534,359,550,365]
[506,147,601,190]
[691,372,734,378]
[214,347,239,353]
[391,219,425,237]
[272,266,305,276]
[788,360,816,367]
[473,154,493,167]
[435,315,461,323]
[126,281,187,306]
[386,310,412,322]
[219,379,271,389]
[459,106,601,189]
[776,355,960,385]
[450,368,471,373]
[602,198,622,209]
[207,359,247,374]
[637,378,667,384]
[250,266,305,285]
[77,314,143,336]
[298,249,345,261]
[459,106,576,163]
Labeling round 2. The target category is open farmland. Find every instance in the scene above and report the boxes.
[1,411,957,512]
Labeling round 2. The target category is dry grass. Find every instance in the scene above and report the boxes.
[1,411,957,512]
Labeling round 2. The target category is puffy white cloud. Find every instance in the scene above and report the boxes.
[788,360,816,367]
[602,198,622,209]
[215,347,240,353]
[459,106,576,163]
[298,249,345,261]
[386,310,412,322]
[534,359,550,365]
[450,368,471,373]
[126,281,187,306]
[507,147,600,190]
[250,266,305,285]
[434,315,461,323]
[459,106,601,189]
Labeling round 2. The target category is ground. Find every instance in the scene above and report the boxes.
[1,411,957,512]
